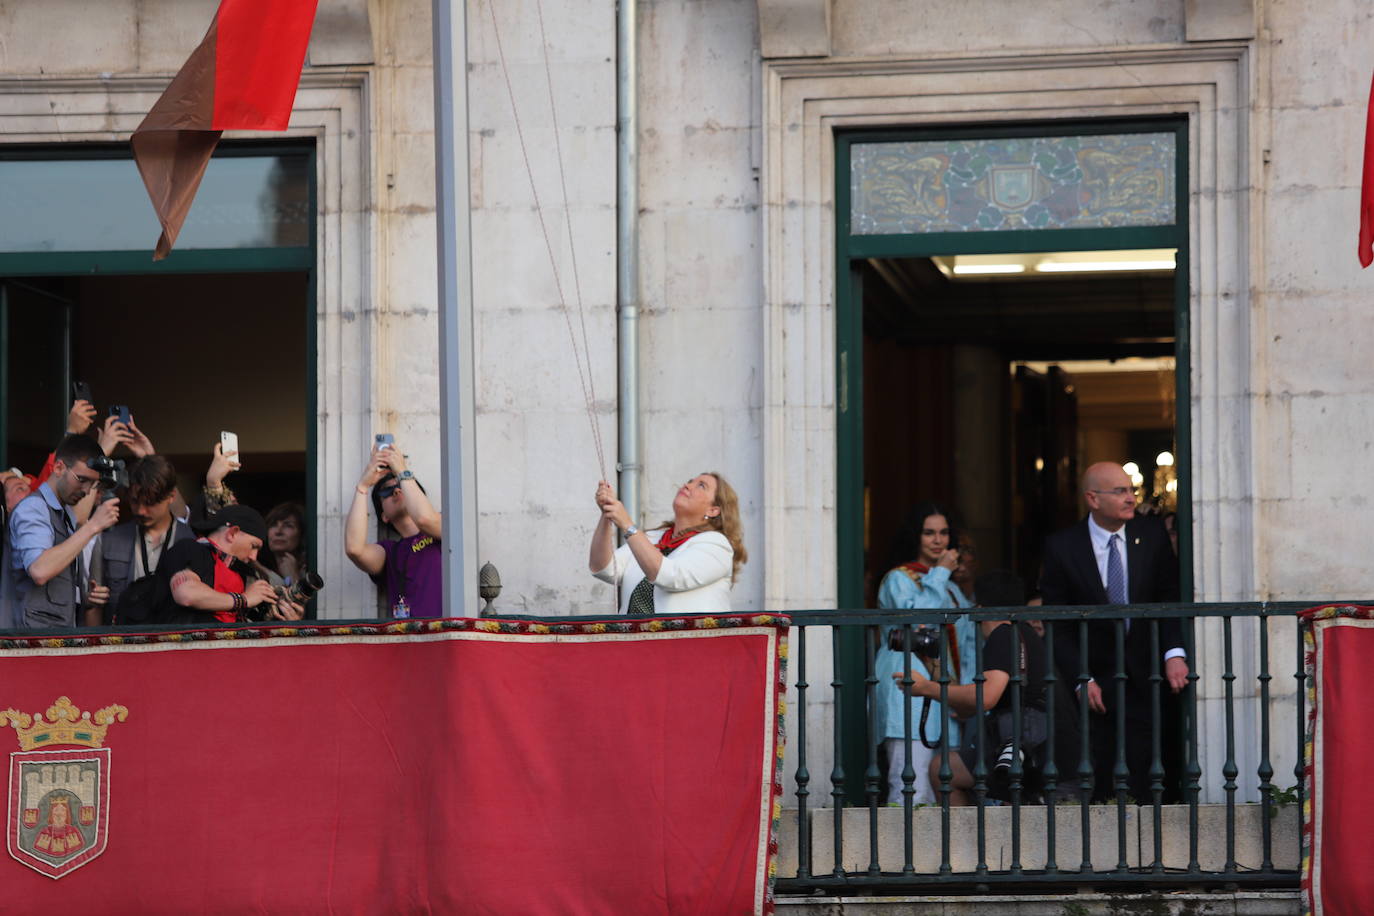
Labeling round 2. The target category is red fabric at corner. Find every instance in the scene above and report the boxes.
[1360,69,1374,267]
[1314,623,1374,913]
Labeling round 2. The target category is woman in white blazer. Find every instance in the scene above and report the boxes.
[589,472,746,615]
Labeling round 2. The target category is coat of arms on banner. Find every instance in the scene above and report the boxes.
[2,697,128,879]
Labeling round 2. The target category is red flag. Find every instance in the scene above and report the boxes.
[1361,71,1374,267]
[0,616,786,913]
[131,0,319,260]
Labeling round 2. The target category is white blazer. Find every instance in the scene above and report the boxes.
[592,529,734,614]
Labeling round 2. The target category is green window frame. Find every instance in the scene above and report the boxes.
[0,139,320,593]
[833,117,1191,802]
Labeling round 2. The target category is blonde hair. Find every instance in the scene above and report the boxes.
[660,471,748,584]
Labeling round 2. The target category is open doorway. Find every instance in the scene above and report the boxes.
[859,249,1180,603]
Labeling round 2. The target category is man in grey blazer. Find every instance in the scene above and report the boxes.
[94,455,192,625]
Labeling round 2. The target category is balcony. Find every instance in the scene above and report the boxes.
[773,602,1312,906]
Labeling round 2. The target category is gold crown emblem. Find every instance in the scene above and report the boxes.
[1,697,128,750]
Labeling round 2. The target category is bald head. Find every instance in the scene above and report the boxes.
[1082,462,1136,531]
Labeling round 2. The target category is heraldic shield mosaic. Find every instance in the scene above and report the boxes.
[2,697,127,878]
[850,132,1177,235]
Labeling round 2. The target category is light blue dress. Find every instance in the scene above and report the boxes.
[873,564,976,747]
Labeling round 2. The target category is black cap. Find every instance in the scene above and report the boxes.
[201,504,269,542]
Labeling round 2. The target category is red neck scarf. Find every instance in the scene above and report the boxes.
[656,526,703,553]
[895,560,962,680]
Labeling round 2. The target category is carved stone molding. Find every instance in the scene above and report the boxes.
[308,0,374,66]
[756,0,830,60]
[1185,0,1255,42]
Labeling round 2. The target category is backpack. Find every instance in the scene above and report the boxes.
[110,527,174,625]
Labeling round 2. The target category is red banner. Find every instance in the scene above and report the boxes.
[0,616,786,914]
[1301,605,1374,916]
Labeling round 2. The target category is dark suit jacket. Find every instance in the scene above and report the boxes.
[1039,514,1181,710]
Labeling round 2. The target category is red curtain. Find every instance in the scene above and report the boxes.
[0,617,785,914]
[1302,605,1374,915]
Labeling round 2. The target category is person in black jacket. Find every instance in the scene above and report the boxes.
[1039,461,1189,803]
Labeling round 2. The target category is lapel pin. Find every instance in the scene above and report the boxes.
[1134,537,1140,546]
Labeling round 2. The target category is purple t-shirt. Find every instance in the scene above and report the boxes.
[373,533,443,619]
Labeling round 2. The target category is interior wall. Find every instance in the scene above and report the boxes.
[951,345,1007,575]
[71,272,308,458]
[70,271,309,510]
[862,337,952,604]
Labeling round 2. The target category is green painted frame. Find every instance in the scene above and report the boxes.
[834,117,1191,803]
[0,139,320,583]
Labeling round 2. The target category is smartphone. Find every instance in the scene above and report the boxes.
[109,405,131,426]
[220,430,239,457]
[72,381,93,404]
[375,433,395,448]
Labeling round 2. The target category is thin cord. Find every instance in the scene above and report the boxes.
[488,1,608,481]
[532,0,601,445]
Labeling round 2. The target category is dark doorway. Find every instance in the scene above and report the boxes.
[859,253,1178,601]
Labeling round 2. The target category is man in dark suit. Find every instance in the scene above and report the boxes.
[1039,461,1189,803]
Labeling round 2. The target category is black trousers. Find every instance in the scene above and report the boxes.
[1088,684,1185,803]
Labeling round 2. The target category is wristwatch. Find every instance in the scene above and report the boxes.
[624,524,640,538]
[397,470,416,482]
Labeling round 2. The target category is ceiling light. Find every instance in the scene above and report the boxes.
[951,263,1025,276]
[1036,259,1175,273]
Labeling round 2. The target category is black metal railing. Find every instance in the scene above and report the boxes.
[776,601,1323,895]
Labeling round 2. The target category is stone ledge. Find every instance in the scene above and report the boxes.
[778,803,1299,877]
[776,891,1300,915]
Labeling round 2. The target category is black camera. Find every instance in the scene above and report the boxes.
[240,573,325,622]
[279,572,324,606]
[887,623,941,658]
[86,455,126,498]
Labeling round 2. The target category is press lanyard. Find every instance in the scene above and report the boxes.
[138,523,174,578]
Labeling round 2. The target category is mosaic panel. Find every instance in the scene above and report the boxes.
[850,132,1177,235]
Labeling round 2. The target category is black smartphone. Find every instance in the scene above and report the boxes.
[109,405,131,426]
[72,381,93,403]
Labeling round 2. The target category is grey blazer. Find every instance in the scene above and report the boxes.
[99,519,193,621]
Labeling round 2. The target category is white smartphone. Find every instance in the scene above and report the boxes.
[220,430,239,458]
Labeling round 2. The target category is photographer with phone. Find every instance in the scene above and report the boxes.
[30,389,155,493]
[871,502,977,806]
[5,434,120,628]
[345,437,443,619]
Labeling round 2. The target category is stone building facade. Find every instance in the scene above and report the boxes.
[0,0,1366,801]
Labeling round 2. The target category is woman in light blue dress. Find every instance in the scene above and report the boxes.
[873,502,976,805]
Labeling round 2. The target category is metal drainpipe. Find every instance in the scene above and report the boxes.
[616,0,641,525]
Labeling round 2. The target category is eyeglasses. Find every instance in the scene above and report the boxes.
[376,484,401,500]
[1090,487,1133,498]
[71,471,102,487]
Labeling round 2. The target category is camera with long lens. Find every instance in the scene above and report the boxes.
[86,455,126,499]
[243,572,325,622]
[279,571,324,606]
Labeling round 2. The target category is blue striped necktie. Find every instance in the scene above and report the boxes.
[1106,533,1127,604]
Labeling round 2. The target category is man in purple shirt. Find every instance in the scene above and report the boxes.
[344,440,444,618]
